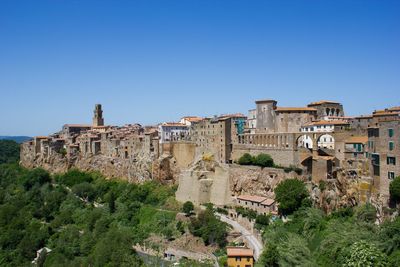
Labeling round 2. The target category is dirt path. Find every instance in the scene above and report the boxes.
[216,213,263,260]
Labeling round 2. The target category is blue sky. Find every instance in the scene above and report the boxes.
[0,0,399,136]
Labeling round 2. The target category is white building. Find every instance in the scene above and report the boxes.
[158,122,190,143]
[179,116,203,126]
[246,109,257,134]
[298,120,349,149]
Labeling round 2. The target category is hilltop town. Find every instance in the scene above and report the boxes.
[20,99,400,213]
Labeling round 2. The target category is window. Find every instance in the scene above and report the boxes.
[387,156,396,165]
[389,172,395,180]
[389,128,394,138]
[389,141,394,151]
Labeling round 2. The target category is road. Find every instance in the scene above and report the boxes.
[216,213,263,260]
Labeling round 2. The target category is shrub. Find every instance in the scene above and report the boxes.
[182,201,194,216]
[254,153,274,167]
[238,153,254,165]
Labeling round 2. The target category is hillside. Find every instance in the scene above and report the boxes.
[0,136,32,143]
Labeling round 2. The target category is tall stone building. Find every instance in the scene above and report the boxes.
[93,104,104,127]
[368,109,400,200]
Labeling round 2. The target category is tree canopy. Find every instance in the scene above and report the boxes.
[274,178,309,215]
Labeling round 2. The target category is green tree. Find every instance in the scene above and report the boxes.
[0,140,20,164]
[238,153,254,165]
[189,207,228,247]
[274,179,309,215]
[342,241,387,267]
[182,201,194,216]
[259,244,279,267]
[390,176,400,204]
[72,182,96,202]
[253,153,274,168]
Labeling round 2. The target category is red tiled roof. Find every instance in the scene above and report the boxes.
[276,107,317,112]
[308,100,340,106]
[237,195,267,203]
[227,247,254,257]
[261,198,275,206]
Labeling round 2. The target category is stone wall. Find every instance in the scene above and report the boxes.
[176,159,304,206]
[231,144,300,167]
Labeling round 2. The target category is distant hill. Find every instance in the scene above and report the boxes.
[0,136,32,143]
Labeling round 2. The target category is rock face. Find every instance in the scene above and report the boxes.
[20,142,179,184]
[229,165,304,198]
[176,157,306,206]
[310,168,383,214]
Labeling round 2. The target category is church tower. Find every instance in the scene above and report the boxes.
[93,104,104,127]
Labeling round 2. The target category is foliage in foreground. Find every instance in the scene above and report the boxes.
[0,165,178,266]
[256,205,400,267]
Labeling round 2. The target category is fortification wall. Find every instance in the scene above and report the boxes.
[232,144,300,166]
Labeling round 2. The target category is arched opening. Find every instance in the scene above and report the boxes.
[297,134,313,149]
[317,134,335,149]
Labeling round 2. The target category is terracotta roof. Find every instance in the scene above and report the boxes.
[276,107,317,112]
[304,120,349,126]
[308,100,340,106]
[181,116,203,122]
[64,124,92,127]
[227,247,254,257]
[218,113,246,119]
[261,198,275,206]
[35,136,49,139]
[345,136,368,144]
[354,115,373,119]
[161,122,187,127]
[237,195,267,203]
[373,112,400,117]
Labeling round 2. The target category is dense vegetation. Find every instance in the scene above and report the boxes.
[274,178,310,215]
[189,205,228,248]
[0,164,180,266]
[254,178,400,266]
[0,140,20,164]
[256,204,400,266]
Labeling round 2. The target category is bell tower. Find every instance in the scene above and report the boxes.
[93,104,104,127]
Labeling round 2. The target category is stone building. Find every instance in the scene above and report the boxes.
[236,195,277,215]
[368,110,400,200]
[251,99,345,134]
[92,104,104,127]
[190,114,246,163]
[307,100,345,119]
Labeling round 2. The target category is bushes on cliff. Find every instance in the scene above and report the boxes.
[238,153,253,165]
[238,153,274,167]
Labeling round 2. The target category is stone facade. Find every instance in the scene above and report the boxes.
[368,111,400,201]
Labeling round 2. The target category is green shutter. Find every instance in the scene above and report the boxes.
[389,129,394,138]
[389,142,394,151]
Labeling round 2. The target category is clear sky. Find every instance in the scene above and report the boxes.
[0,0,399,136]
